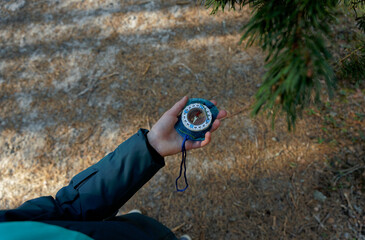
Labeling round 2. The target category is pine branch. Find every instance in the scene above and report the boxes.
[344,0,365,32]
[356,15,365,32]
[339,43,365,83]
[199,0,251,14]
[338,46,365,64]
[202,0,365,129]
[203,0,339,129]
[243,0,337,129]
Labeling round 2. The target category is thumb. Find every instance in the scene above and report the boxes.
[167,96,188,116]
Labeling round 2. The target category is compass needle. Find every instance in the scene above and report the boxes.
[193,116,198,124]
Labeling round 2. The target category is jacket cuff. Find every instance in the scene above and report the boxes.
[139,129,165,167]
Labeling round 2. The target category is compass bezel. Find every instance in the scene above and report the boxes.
[181,103,212,132]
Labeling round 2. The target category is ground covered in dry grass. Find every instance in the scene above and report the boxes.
[0,0,364,239]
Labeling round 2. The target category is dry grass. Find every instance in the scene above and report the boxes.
[0,0,364,239]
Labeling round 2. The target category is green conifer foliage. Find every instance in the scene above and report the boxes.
[202,0,342,129]
[345,0,365,33]
[340,46,365,84]
[339,1,365,85]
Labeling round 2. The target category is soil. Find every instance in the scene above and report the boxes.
[0,0,364,239]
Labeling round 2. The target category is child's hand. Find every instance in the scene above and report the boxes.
[147,96,227,157]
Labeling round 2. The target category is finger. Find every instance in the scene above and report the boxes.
[217,110,227,119]
[167,96,188,116]
[187,132,211,150]
[200,132,211,147]
[210,100,217,105]
[209,119,220,133]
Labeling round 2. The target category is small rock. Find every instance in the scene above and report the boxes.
[313,190,327,202]
[327,217,335,224]
[353,204,363,215]
[161,35,170,43]
[5,0,26,12]
[348,146,355,153]
[230,134,237,140]
[329,111,337,117]
[272,137,279,142]
[158,107,165,115]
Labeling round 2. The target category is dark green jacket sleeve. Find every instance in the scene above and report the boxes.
[0,129,165,221]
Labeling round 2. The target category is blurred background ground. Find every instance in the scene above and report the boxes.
[0,0,364,239]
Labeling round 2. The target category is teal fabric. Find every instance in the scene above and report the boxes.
[0,221,93,240]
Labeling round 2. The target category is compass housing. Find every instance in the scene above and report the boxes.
[174,98,219,141]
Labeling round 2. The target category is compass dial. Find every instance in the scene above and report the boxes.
[181,103,212,132]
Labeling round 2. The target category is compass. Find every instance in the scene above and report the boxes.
[174,98,219,191]
[175,98,219,141]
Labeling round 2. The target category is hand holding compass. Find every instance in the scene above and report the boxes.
[147,96,227,157]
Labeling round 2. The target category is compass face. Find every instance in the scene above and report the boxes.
[182,103,212,132]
